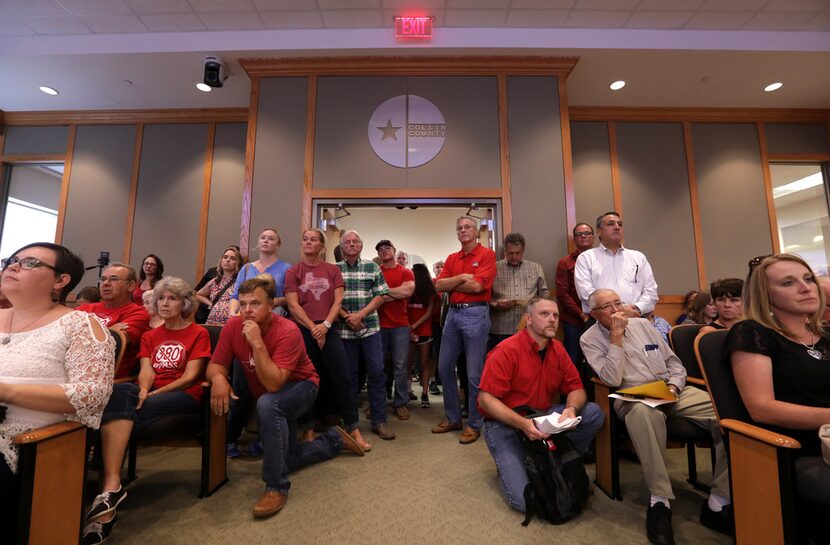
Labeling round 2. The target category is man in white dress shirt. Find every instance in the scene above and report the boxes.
[574,211,658,318]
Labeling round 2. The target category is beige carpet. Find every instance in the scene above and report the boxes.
[105,392,730,545]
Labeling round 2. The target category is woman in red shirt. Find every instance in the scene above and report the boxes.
[408,264,436,408]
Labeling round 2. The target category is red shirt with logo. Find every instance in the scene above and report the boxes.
[211,316,320,399]
[78,301,151,378]
[378,264,415,328]
[436,243,497,304]
[407,301,432,336]
[139,322,212,401]
[284,261,344,322]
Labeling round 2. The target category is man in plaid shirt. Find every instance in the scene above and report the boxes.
[337,230,396,442]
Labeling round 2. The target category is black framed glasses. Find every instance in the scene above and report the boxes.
[574,231,594,237]
[1,255,63,273]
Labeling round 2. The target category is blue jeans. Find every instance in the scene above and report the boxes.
[482,402,604,512]
[257,380,342,494]
[343,332,387,426]
[381,327,410,409]
[102,382,198,436]
[437,305,490,430]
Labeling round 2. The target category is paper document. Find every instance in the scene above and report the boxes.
[532,411,582,434]
[616,380,677,401]
[608,393,677,408]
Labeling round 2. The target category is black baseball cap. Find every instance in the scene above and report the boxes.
[375,239,394,251]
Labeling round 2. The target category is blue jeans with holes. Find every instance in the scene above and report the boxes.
[437,305,490,430]
[482,402,604,512]
[343,332,387,426]
[257,380,342,495]
[381,326,411,409]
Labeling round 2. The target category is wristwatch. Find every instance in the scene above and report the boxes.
[323,320,332,329]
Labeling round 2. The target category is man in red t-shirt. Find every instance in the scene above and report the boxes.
[206,276,364,519]
[431,216,497,444]
[78,263,150,378]
[375,239,415,420]
[478,297,603,513]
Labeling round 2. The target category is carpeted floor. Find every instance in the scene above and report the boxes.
[103,391,730,545]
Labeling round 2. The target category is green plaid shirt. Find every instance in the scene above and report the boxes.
[337,258,390,339]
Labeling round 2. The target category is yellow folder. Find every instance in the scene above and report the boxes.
[616,380,677,401]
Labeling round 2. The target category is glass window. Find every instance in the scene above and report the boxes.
[770,163,830,275]
[0,164,63,259]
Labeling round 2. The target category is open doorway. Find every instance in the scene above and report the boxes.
[313,199,500,274]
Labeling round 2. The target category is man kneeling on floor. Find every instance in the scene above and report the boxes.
[478,296,604,513]
[207,276,364,518]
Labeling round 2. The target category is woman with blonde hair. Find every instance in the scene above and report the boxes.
[230,228,291,316]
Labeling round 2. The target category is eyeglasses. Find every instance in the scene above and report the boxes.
[100,275,126,283]
[574,231,593,237]
[1,256,62,273]
[592,300,624,312]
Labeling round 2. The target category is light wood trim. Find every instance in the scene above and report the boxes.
[0,153,64,163]
[54,125,76,245]
[682,122,706,289]
[310,188,504,199]
[196,122,216,282]
[757,123,781,254]
[0,126,6,209]
[608,121,623,215]
[13,420,85,445]
[497,75,512,236]
[240,56,580,78]
[658,295,686,304]
[302,75,317,233]
[123,124,143,263]
[570,106,830,123]
[559,77,577,253]
[721,419,801,449]
[767,153,830,162]
[240,78,260,261]
[4,108,247,127]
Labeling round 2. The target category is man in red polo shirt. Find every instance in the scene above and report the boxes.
[431,216,497,444]
[478,296,603,513]
[206,276,363,519]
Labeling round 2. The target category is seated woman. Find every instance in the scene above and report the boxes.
[686,290,718,325]
[728,254,830,518]
[675,289,698,325]
[141,290,164,329]
[196,246,241,326]
[0,242,114,544]
[131,254,164,306]
[83,277,211,544]
[700,278,743,334]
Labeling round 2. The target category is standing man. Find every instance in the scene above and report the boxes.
[574,211,658,318]
[479,296,604,513]
[78,262,150,378]
[432,216,497,444]
[376,239,415,420]
[555,222,595,381]
[207,276,364,519]
[337,231,396,443]
[489,232,548,352]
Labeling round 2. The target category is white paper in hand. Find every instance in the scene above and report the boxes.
[532,411,582,434]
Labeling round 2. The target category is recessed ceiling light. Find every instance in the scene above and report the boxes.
[764,82,783,92]
[39,86,59,96]
[196,82,212,92]
[609,80,625,91]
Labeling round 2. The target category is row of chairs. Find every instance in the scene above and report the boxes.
[13,325,228,545]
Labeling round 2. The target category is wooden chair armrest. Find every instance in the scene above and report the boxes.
[13,420,85,445]
[686,377,706,388]
[720,419,801,449]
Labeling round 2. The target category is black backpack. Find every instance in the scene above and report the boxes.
[513,406,590,526]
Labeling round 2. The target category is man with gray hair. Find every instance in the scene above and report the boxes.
[489,232,548,351]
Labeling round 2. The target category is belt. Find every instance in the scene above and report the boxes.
[449,302,488,309]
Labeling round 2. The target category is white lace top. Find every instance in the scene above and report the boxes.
[0,311,114,473]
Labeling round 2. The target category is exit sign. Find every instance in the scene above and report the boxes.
[395,16,433,39]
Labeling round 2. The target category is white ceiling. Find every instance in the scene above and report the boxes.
[0,0,828,112]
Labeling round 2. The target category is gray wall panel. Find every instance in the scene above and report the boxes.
[4,126,69,155]
[765,123,830,155]
[62,125,135,290]
[616,122,697,294]
[205,123,246,270]
[571,121,613,226]
[251,77,308,265]
[132,124,207,283]
[692,123,773,282]
[506,76,567,284]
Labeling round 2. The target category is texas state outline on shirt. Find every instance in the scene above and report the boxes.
[299,272,330,300]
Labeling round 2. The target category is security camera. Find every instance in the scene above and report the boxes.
[203,55,228,88]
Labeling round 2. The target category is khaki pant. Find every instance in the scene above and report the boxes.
[614,386,730,499]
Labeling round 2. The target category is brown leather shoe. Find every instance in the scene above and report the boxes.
[431,420,463,434]
[350,429,372,452]
[252,491,286,518]
[459,426,480,444]
[371,423,396,440]
[395,406,410,420]
[333,425,365,457]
